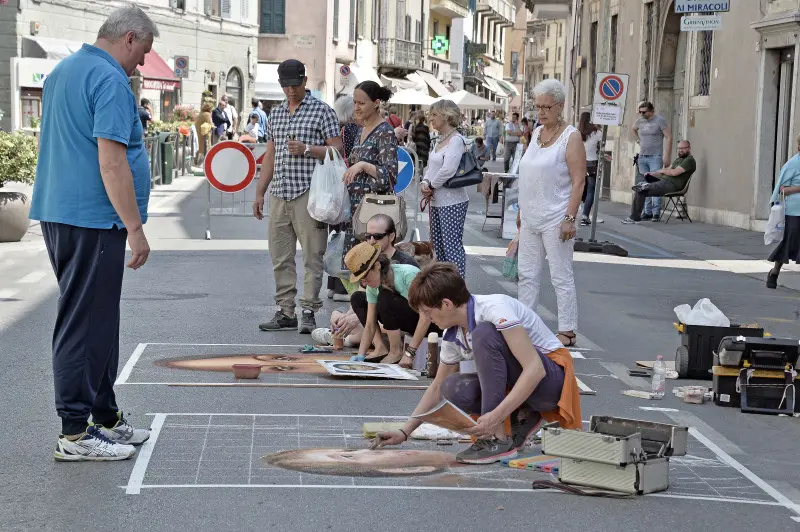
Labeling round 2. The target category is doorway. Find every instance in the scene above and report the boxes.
[773,47,795,190]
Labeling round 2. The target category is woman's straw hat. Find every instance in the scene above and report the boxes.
[345,242,381,283]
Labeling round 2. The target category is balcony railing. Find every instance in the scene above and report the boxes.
[430,0,470,19]
[379,38,423,70]
[477,0,515,24]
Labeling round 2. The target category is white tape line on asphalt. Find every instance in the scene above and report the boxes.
[0,289,19,299]
[115,343,148,385]
[689,427,800,518]
[17,271,47,284]
[125,413,166,495]
[569,351,584,359]
[145,342,307,347]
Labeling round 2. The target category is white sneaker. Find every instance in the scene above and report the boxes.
[54,425,136,462]
[95,413,150,445]
[311,328,334,345]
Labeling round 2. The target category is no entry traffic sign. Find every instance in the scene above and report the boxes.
[204,141,257,193]
[592,72,630,126]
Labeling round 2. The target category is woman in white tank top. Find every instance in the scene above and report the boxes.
[516,79,587,347]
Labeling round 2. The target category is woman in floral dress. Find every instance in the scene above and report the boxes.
[341,81,398,259]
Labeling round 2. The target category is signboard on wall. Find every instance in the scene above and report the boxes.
[174,56,189,78]
[680,14,722,31]
[143,79,180,91]
[674,1,730,13]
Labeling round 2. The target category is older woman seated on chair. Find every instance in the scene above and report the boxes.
[344,242,440,367]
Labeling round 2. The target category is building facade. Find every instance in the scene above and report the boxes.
[571,0,800,230]
[2,0,259,132]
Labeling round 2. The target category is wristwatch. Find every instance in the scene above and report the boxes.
[404,345,417,359]
[303,144,311,157]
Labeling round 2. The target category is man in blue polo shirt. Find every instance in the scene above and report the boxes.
[29,5,157,462]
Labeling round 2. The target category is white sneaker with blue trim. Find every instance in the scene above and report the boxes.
[54,425,136,462]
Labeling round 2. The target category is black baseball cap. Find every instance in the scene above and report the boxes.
[277,59,306,87]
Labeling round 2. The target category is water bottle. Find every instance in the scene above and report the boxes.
[651,355,666,399]
[426,332,439,378]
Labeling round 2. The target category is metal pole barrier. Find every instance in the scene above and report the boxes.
[588,125,608,240]
[205,181,212,240]
[408,149,422,242]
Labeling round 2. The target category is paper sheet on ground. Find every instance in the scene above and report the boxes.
[316,360,418,380]
[411,399,477,433]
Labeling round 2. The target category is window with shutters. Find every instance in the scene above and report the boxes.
[221,0,231,19]
[396,0,405,40]
[204,0,218,16]
[170,0,186,9]
[415,21,420,43]
[433,20,439,38]
[610,15,618,72]
[421,14,425,45]
[546,48,549,62]
[350,0,357,42]
[260,0,285,34]
[695,31,713,96]
[333,0,339,39]
[371,0,378,40]
[359,0,366,37]
[405,15,411,41]
[641,0,656,100]
[240,0,249,24]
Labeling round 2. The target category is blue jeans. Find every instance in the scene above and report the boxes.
[637,154,664,216]
[485,136,499,160]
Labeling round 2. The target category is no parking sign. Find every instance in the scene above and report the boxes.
[204,141,257,193]
[591,72,630,126]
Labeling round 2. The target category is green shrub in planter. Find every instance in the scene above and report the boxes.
[0,131,38,188]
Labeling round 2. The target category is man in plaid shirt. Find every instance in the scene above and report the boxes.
[253,59,343,333]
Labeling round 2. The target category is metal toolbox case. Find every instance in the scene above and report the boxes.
[542,416,688,465]
[559,457,670,495]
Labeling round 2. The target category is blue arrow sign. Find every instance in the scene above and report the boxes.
[395,147,415,193]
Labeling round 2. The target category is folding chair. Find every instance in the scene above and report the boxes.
[662,176,693,223]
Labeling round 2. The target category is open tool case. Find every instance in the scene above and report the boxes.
[542,416,688,495]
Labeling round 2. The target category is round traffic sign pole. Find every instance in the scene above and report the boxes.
[204,141,257,193]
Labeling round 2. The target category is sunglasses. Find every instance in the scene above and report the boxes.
[362,232,388,241]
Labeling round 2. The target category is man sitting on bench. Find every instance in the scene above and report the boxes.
[370,263,582,464]
[623,140,696,224]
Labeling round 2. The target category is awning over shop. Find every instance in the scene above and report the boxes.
[435,90,502,110]
[22,36,84,60]
[495,78,520,97]
[416,70,451,97]
[482,76,508,99]
[336,63,382,96]
[137,49,180,91]
[256,63,284,101]
[389,89,436,106]
[381,74,427,93]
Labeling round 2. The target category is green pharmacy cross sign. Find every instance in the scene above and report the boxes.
[431,35,450,55]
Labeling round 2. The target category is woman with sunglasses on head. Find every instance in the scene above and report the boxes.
[316,214,418,353]
[344,242,439,367]
[420,99,469,277]
[517,79,586,348]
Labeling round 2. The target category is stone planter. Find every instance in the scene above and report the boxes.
[0,190,31,243]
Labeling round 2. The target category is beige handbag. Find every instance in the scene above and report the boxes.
[353,192,408,242]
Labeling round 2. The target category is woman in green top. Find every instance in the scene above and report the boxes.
[345,242,440,367]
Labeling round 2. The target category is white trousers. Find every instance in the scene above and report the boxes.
[517,223,578,332]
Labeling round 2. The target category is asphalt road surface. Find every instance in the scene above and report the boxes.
[1,167,799,531]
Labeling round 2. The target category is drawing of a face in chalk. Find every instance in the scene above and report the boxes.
[330,363,382,372]
[154,354,351,373]
[264,449,457,477]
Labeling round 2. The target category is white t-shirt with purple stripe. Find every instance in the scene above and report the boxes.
[440,294,563,366]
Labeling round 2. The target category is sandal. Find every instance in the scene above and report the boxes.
[364,350,388,362]
[766,269,779,289]
[556,332,577,347]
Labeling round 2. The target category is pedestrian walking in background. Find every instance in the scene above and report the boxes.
[252,59,343,334]
[29,5,157,462]
[484,111,501,161]
[578,112,603,226]
[412,111,431,169]
[334,94,360,161]
[211,99,230,144]
[421,99,469,277]
[222,94,238,140]
[517,79,585,347]
[504,112,523,173]
[138,98,152,132]
[326,94,361,302]
[766,133,800,289]
[194,101,213,163]
[631,101,672,221]
[249,97,268,143]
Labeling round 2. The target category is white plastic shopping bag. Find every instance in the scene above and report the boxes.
[308,147,349,224]
[764,194,785,245]
[673,298,730,327]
